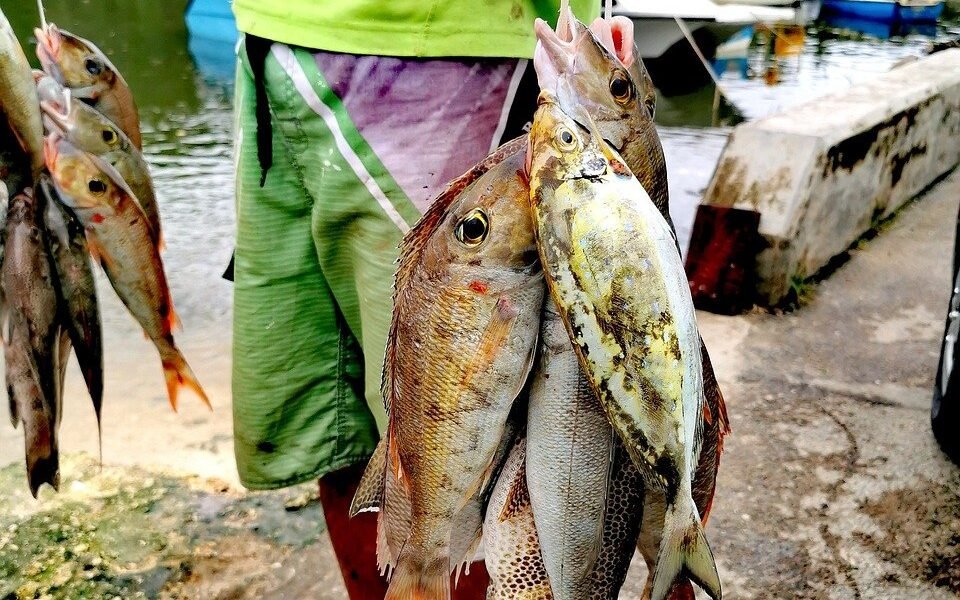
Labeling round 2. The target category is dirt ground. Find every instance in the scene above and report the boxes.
[1,170,959,599]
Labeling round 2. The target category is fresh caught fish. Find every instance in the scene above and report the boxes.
[526,301,613,599]
[35,23,142,149]
[375,138,544,600]
[37,75,162,245]
[0,8,44,178]
[43,133,209,411]
[534,12,731,598]
[484,435,553,600]
[526,99,721,600]
[533,7,667,214]
[39,176,104,448]
[3,189,61,497]
[586,441,645,599]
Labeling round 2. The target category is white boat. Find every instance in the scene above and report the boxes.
[613,0,797,60]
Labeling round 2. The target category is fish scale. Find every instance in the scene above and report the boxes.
[526,301,613,599]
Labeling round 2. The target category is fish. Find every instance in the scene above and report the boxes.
[35,23,142,149]
[533,7,667,214]
[526,300,613,599]
[484,434,553,600]
[526,99,721,600]
[376,137,544,600]
[3,189,62,497]
[43,133,209,411]
[586,440,645,599]
[37,75,163,246]
[39,176,104,451]
[0,7,44,179]
[534,12,731,598]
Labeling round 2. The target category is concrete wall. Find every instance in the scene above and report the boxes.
[690,48,960,307]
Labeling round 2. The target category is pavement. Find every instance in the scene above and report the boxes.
[1,168,958,599]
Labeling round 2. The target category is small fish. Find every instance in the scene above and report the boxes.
[39,176,104,452]
[484,434,554,600]
[37,75,162,245]
[3,189,61,497]
[375,138,544,600]
[526,300,613,599]
[527,100,721,600]
[0,8,44,178]
[35,23,142,149]
[43,133,209,411]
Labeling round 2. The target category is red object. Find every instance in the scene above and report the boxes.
[318,463,491,599]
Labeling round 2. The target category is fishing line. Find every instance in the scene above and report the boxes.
[674,16,729,96]
[37,0,47,29]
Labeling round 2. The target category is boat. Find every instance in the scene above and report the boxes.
[821,0,945,22]
[184,0,240,82]
[613,0,796,94]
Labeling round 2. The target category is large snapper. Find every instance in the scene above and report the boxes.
[35,24,141,149]
[526,300,613,599]
[0,7,44,179]
[43,134,209,411]
[526,100,721,600]
[374,139,544,600]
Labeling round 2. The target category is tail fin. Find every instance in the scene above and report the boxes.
[350,437,387,517]
[651,499,721,600]
[385,557,451,600]
[162,350,211,411]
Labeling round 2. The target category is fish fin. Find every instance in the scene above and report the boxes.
[162,349,211,411]
[350,436,387,517]
[85,232,115,272]
[8,391,19,429]
[459,297,520,387]
[651,500,721,600]
[498,456,530,522]
[26,446,60,499]
[376,510,396,577]
[167,301,182,332]
[665,580,697,600]
[449,502,483,579]
[385,556,451,600]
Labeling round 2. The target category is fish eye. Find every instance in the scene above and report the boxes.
[84,57,103,76]
[101,128,118,145]
[555,126,577,151]
[87,178,107,195]
[455,209,489,247]
[609,70,633,104]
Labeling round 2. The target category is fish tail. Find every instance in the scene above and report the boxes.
[162,350,211,411]
[26,445,60,498]
[385,555,451,600]
[651,495,721,600]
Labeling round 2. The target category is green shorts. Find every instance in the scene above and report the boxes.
[231,38,533,489]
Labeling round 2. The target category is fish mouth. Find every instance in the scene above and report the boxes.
[34,25,64,82]
[533,6,590,96]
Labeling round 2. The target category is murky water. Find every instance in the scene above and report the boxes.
[4,0,958,318]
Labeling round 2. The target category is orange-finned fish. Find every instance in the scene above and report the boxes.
[35,23,142,149]
[43,133,209,411]
[527,99,721,600]
[373,138,544,600]
[37,73,162,245]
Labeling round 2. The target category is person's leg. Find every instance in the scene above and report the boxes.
[232,39,378,490]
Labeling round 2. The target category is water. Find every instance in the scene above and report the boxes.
[4,0,958,315]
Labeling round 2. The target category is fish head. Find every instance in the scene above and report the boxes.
[534,13,657,154]
[44,133,127,213]
[40,80,129,156]
[527,97,628,196]
[35,24,118,98]
[423,151,540,289]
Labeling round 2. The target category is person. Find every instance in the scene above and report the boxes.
[228,1,600,597]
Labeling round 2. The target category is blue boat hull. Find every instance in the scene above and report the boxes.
[822,0,944,22]
[185,0,239,82]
